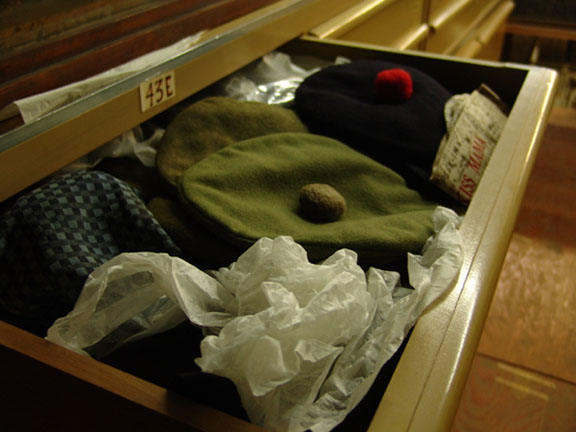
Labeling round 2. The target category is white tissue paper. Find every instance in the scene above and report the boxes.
[224,51,322,105]
[47,206,463,432]
[61,124,164,172]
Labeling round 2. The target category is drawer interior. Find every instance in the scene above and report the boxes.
[0,35,557,432]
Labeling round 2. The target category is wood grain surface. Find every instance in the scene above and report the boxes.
[452,355,576,432]
[453,121,576,430]
[478,124,576,384]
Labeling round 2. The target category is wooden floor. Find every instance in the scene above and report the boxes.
[451,112,576,431]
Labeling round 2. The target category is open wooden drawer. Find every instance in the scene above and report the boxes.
[0,2,557,431]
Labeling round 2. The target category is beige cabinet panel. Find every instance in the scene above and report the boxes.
[453,0,515,59]
[425,0,503,55]
[310,0,428,50]
[428,0,473,28]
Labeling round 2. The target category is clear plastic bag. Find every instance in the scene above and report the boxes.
[47,206,462,432]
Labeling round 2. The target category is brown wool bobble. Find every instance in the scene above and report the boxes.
[299,183,347,223]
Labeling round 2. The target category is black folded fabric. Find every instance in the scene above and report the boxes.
[0,170,181,335]
[293,60,452,193]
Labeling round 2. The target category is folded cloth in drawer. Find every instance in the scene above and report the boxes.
[177,132,438,267]
[293,60,451,196]
[0,170,181,335]
[156,96,309,187]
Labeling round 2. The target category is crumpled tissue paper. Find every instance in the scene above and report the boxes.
[47,206,463,432]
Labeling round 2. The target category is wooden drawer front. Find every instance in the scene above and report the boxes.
[452,0,515,59]
[428,0,471,27]
[309,0,428,50]
[425,0,503,55]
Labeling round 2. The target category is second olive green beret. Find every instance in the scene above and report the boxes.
[156,97,309,186]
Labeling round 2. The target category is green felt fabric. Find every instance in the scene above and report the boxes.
[156,97,309,186]
[178,132,439,267]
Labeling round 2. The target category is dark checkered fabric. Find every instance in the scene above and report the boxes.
[0,170,181,336]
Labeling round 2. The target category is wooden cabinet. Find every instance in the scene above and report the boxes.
[309,0,429,50]
[308,0,516,59]
[425,0,515,58]
[0,1,557,431]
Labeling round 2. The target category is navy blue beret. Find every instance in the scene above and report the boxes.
[294,60,452,194]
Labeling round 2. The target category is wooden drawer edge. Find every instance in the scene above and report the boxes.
[425,0,503,55]
[0,320,264,432]
[308,0,401,39]
[398,24,431,50]
[453,0,514,58]
[429,0,472,31]
[0,0,361,203]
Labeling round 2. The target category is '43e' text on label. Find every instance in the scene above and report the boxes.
[139,71,175,112]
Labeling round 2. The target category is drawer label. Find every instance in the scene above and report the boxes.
[139,70,176,112]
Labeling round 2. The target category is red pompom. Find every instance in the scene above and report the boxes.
[374,68,413,104]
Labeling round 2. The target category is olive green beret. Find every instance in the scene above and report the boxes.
[156,97,309,186]
[178,132,438,266]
